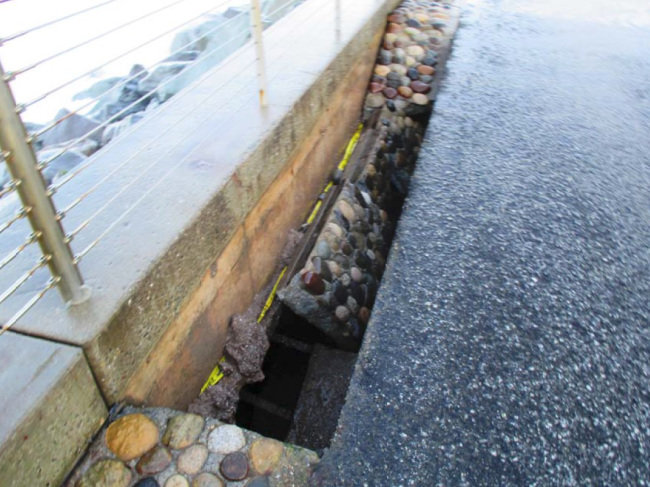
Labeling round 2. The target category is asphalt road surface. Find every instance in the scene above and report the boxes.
[314,0,650,485]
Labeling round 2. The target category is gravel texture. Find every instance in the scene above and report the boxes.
[313,0,650,485]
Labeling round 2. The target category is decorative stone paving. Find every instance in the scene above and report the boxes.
[106,413,159,462]
[66,407,319,487]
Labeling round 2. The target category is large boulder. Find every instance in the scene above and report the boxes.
[72,77,123,101]
[91,65,153,123]
[164,50,201,63]
[170,12,249,54]
[159,10,251,101]
[262,0,303,24]
[137,61,191,97]
[101,112,145,146]
[155,49,248,102]
[38,148,87,186]
[38,109,104,147]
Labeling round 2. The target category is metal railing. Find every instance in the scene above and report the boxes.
[0,0,308,334]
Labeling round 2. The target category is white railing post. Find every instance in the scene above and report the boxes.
[250,0,268,106]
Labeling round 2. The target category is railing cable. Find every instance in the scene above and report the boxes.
[17,0,236,113]
[1,0,120,45]
[40,27,251,195]
[0,232,39,271]
[0,277,59,336]
[4,0,197,81]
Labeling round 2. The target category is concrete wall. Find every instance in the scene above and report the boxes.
[1,0,399,484]
[0,333,106,487]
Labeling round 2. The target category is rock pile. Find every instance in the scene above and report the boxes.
[279,182,392,351]
[67,407,318,487]
[278,0,454,349]
[188,308,269,423]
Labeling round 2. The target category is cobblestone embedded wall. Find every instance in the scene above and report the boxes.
[279,0,456,350]
[66,407,318,487]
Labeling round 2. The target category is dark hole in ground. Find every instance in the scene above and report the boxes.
[234,132,420,448]
[244,341,310,412]
[234,165,416,449]
[234,72,432,449]
[273,307,340,350]
[235,307,357,451]
[235,340,310,440]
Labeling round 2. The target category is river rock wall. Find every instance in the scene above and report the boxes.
[278,0,455,350]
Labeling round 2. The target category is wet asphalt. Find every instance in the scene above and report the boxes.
[313,0,650,485]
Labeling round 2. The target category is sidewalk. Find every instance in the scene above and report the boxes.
[313,0,650,484]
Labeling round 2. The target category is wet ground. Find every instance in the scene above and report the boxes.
[314,0,650,485]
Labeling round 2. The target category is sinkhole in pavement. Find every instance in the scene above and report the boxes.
[235,306,357,452]
[190,0,456,453]
[214,101,435,451]
[230,109,426,451]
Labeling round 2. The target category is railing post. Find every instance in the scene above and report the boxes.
[250,0,268,107]
[336,0,342,42]
[0,61,89,305]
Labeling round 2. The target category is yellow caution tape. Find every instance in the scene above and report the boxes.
[306,181,334,224]
[257,266,287,323]
[338,122,363,171]
[200,123,366,395]
[200,356,226,394]
[306,200,323,225]
[305,123,363,225]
